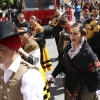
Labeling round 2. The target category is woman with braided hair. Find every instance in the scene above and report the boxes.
[29,15,52,72]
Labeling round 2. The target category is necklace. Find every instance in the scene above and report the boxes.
[69,50,75,59]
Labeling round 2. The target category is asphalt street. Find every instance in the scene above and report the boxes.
[45,37,64,100]
[45,9,75,100]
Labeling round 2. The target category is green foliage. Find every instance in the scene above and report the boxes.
[0,0,17,9]
[9,0,14,4]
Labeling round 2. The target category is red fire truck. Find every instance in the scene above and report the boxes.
[1,0,72,27]
[21,0,61,25]
[16,0,67,32]
[16,0,72,32]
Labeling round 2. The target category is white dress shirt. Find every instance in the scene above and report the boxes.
[0,55,44,100]
[91,15,100,20]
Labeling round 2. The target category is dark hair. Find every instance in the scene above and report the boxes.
[71,22,87,35]
[17,13,25,18]
[91,6,99,10]
[18,27,32,36]
[58,16,69,26]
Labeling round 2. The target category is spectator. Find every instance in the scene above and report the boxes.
[17,13,30,29]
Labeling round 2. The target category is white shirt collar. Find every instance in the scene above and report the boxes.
[20,19,26,24]
[92,15,100,20]
[68,37,85,59]
[0,55,22,72]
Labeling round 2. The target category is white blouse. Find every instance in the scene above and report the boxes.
[68,37,85,59]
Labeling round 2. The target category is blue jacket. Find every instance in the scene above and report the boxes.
[75,5,81,12]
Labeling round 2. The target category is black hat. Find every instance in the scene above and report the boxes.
[17,27,31,34]
[0,20,27,40]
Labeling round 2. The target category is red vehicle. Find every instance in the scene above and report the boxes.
[16,0,72,32]
[21,0,61,25]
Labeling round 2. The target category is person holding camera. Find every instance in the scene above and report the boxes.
[18,27,40,65]
[18,27,51,100]
[57,16,72,56]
